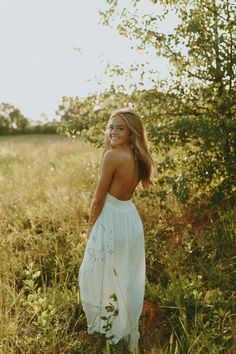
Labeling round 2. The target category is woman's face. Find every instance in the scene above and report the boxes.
[108,115,130,148]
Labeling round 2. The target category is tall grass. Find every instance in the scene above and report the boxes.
[0,135,99,353]
[0,135,235,353]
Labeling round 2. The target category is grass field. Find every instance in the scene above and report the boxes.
[0,135,235,353]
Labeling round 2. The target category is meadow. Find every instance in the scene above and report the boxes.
[0,135,235,354]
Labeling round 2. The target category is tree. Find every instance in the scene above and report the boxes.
[100,0,236,205]
[0,103,29,134]
[56,88,134,146]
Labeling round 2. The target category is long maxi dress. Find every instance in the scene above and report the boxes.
[78,192,145,350]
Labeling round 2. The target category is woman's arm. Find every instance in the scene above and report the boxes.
[99,131,112,173]
[87,150,119,238]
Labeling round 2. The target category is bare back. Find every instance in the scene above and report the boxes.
[108,148,140,200]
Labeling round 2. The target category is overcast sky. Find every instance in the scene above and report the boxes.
[0,0,177,121]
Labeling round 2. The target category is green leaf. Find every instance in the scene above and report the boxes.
[109,293,117,301]
[32,270,41,279]
[105,305,114,313]
[100,316,108,320]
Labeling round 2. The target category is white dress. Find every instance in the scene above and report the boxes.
[78,192,145,350]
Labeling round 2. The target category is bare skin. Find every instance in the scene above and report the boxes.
[87,116,140,238]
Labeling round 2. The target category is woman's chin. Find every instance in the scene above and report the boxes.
[111,140,120,148]
[111,143,119,148]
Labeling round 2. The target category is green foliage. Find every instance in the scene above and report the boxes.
[100,293,119,341]
[0,102,29,134]
[145,207,236,353]
[56,89,132,147]
[99,0,236,206]
[0,101,60,135]
[56,87,171,147]
[25,120,59,134]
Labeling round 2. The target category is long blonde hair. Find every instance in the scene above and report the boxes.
[109,108,154,188]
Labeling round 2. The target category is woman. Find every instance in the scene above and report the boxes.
[78,108,154,352]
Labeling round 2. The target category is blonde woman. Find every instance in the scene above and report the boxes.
[78,108,154,352]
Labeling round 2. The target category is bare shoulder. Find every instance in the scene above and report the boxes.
[103,149,124,164]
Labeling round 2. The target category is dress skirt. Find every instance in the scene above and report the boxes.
[78,193,145,349]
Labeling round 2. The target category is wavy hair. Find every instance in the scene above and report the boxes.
[109,108,154,188]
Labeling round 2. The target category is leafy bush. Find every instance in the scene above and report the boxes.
[144,207,236,353]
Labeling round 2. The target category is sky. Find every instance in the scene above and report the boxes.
[0,0,178,121]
